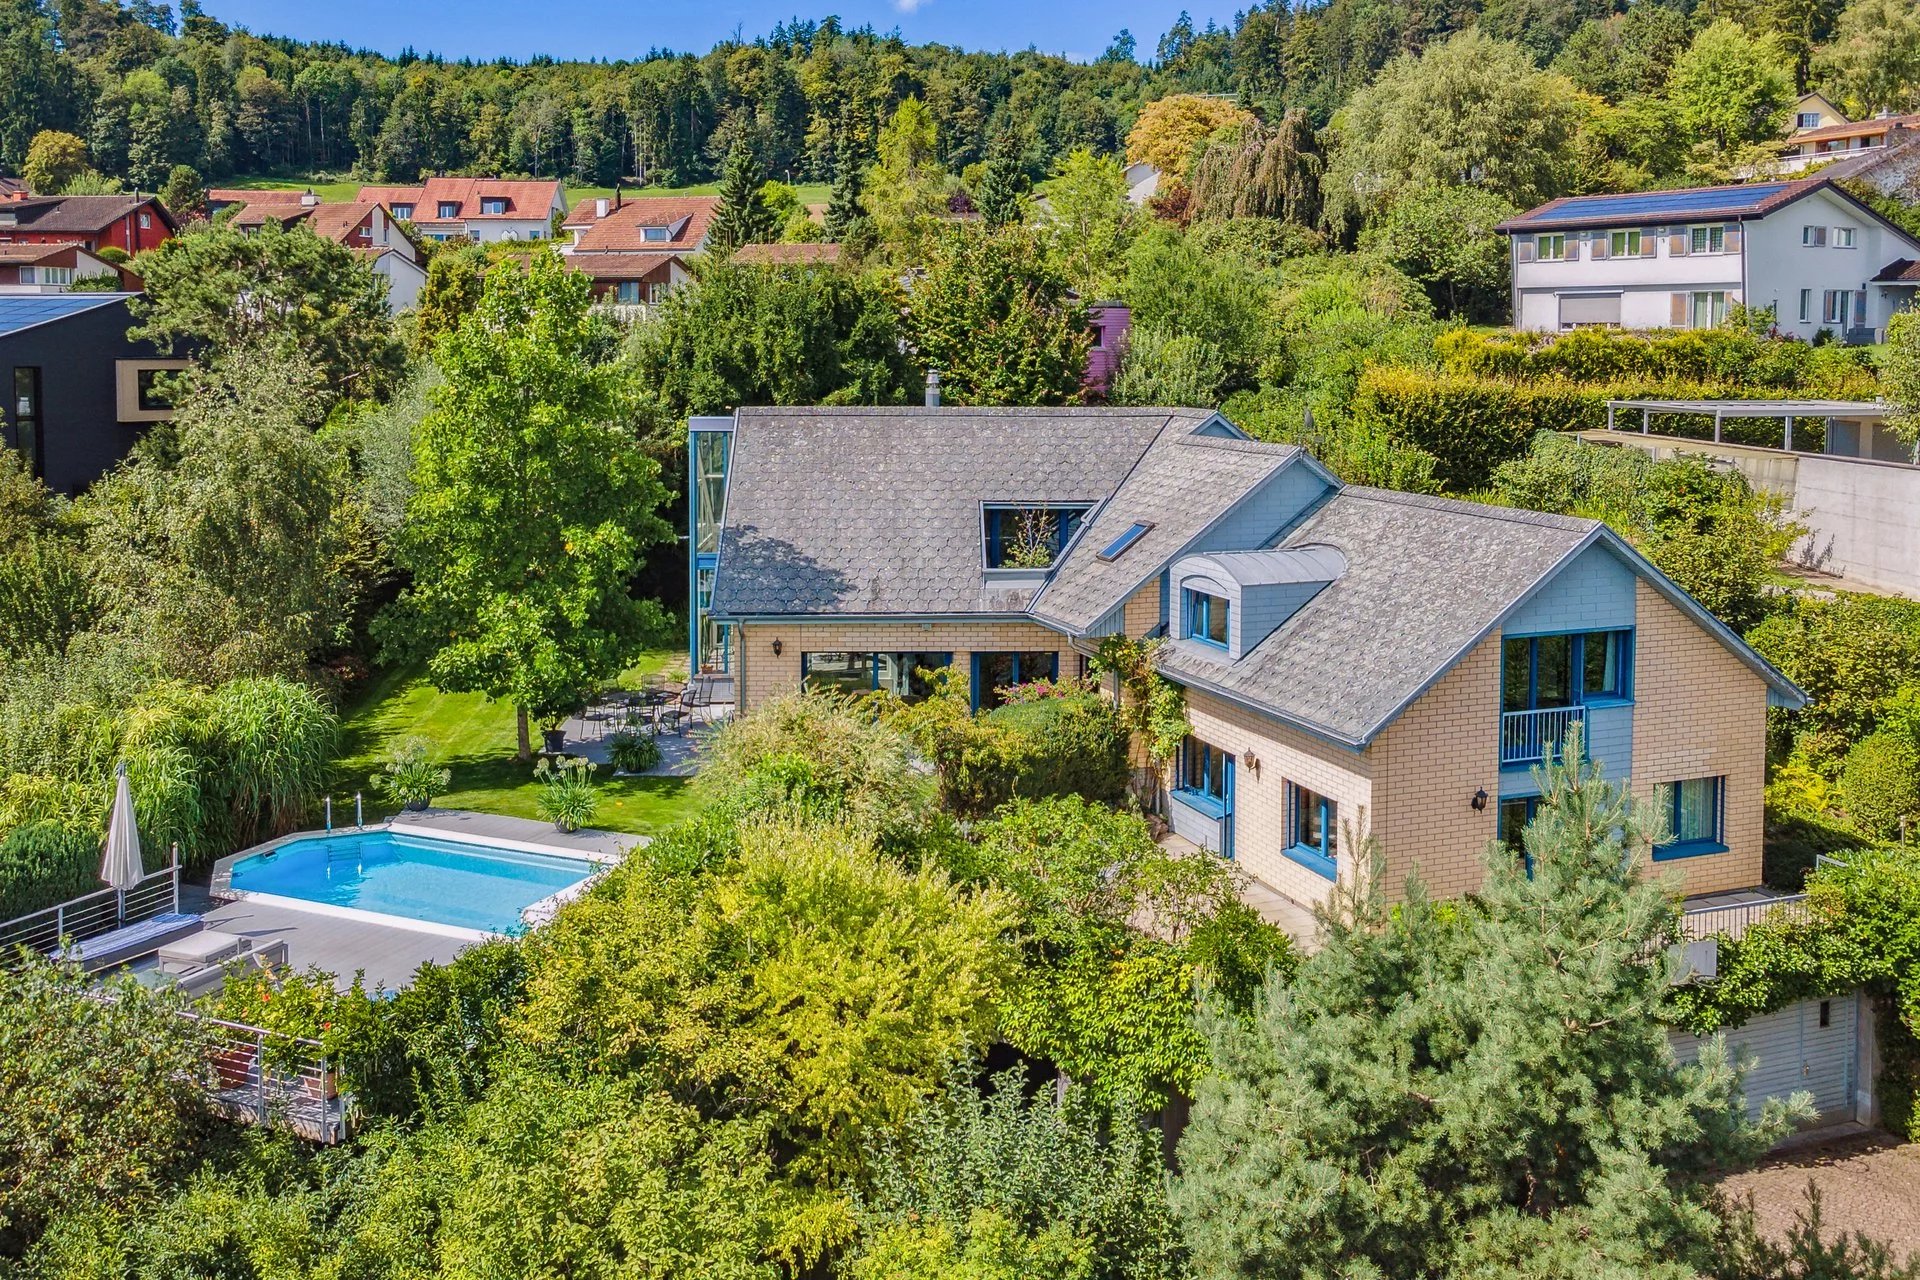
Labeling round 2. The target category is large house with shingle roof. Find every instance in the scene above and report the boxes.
[692,405,1806,917]
[1499,177,1920,342]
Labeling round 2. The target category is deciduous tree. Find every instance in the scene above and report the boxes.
[863,96,950,261]
[1123,93,1253,183]
[1036,147,1137,299]
[1815,0,1920,115]
[1667,20,1796,164]
[381,254,671,758]
[20,128,88,193]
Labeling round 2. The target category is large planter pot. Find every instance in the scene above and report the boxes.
[403,798,430,813]
[554,819,579,834]
[541,728,567,754]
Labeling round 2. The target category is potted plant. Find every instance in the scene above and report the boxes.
[370,736,452,812]
[534,755,599,832]
[607,729,663,774]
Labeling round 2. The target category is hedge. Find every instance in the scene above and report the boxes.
[1350,367,1855,491]
[0,822,99,921]
[1434,326,1879,398]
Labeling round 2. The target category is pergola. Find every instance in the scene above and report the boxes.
[1603,398,1888,451]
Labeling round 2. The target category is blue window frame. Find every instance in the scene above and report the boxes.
[1502,630,1633,711]
[1499,795,1543,874]
[1185,589,1229,649]
[802,652,952,702]
[970,651,1059,710]
[983,505,1088,568]
[1652,776,1727,859]
[1096,521,1154,562]
[1285,782,1337,879]
[1177,737,1231,807]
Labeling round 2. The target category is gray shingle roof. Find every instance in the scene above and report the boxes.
[1155,488,1598,746]
[1030,433,1301,632]
[710,407,1205,617]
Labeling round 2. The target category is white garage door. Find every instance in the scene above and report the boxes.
[1670,996,1858,1123]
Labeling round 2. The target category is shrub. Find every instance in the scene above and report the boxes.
[0,822,99,919]
[368,736,451,810]
[985,693,1130,809]
[533,756,599,832]
[1838,733,1920,841]
[606,729,662,774]
[1434,326,1877,396]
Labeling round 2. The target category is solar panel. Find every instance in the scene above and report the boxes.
[0,293,130,338]
[1522,183,1796,225]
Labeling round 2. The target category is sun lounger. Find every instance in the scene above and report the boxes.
[61,913,203,972]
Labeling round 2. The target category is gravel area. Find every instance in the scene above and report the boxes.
[1718,1131,1920,1265]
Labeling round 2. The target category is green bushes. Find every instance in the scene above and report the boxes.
[1435,326,1878,396]
[901,680,1131,819]
[0,823,98,919]
[1839,734,1920,840]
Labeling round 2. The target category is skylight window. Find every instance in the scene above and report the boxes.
[1096,521,1154,562]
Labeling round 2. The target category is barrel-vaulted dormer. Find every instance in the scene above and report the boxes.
[1171,546,1348,662]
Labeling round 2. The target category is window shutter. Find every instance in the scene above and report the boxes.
[1671,293,1689,326]
[1670,232,1688,256]
[1639,228,1657,256]
[1591,233,1609,260]
[1725,225,1743,253]
[1516,239,1536,263]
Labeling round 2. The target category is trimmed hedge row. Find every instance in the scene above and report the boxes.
[1434,326,1878,398]
[1351,368,1842,491]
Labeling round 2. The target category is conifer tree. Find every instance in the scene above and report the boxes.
[974,129,1028,229]
[707,138,774,253]
[823,137,864,244]
[1172,729,1808,1280]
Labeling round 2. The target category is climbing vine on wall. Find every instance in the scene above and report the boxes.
[1089,636,1189,772]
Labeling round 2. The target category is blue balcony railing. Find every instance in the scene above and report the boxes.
[1500,705,1585,766]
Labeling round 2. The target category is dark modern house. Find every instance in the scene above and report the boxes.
[0,294,186,494]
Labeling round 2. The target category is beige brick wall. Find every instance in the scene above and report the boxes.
[1371,637,1503,900]
[1179,688,1373,911]
[735,619,1071,711]
[1628,580,1768,895]
[1121,581,1162,637]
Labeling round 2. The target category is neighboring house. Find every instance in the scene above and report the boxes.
[0,244,127,293]
[205,187,312,216]
[226,196,427,311]
[0,176,28,201]
[1774,94,1920,174]
[1790,92,1849,134]
[1084,301,1131,397]
[693,406,1805,918]
[730,242,842,266]
[357,178,566,243]
[0,194,175,255]
[1499,178,1920,342]
[1124,161,1161,206]
[560,195,717,305]
[0,293,188,494]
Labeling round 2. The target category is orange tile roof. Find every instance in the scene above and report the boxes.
[562,250,688,279]
[364,177,565,223]
[1789,114,1920,146]
[209,187,311,206]
[356,185,427,207]
[571,196,717,252]
[305,202,380,241]
[730,241,842,266]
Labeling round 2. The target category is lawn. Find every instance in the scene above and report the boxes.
[333,647,706,838]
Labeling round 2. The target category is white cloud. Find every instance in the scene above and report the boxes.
[893,0,930,12]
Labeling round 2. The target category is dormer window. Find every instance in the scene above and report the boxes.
[437,201,460,219]
[481,197,508,215]
[391,203,414,219]
[641,226,671,242]
[1185,589,1229,648]
[983,504,1087,569]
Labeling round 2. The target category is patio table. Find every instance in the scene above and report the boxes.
[158,929,249,974]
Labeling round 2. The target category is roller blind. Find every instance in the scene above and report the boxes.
[1558,294,1622,325]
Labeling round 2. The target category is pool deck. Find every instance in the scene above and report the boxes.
[201,811,643,991]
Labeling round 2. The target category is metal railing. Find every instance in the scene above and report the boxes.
[1679,893,1810,942]
[1500,705,1586,766]
[0,862,181,964]
[186,1010,347,1145]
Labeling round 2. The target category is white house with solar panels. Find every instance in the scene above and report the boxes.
[1498,177,1920,342]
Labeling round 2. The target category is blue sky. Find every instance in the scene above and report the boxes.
[196,0,1235,64]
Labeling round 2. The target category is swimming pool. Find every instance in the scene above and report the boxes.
[225,830,598,935]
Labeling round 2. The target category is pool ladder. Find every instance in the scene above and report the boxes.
[321,792,366,832]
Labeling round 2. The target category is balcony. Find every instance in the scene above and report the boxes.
[1500,705,1585,767]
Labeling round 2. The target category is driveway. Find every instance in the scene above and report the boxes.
[1718,1131,1920,1264]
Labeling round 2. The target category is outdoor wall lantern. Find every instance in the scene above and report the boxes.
[771,639,784,657]
[1242,749,1260,776]
[1471,788,1489,812]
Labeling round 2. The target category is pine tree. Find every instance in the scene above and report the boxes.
[1170,728,1809,1280]
[707,139,774,253]
[974,129,1028,229]
[823,136,864,244]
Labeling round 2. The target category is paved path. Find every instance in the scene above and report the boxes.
[1719,1131,1920,1265]
[184,886,473,993]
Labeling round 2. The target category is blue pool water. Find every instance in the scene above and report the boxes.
[228,831,596,933]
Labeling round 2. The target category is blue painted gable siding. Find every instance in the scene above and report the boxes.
[1500,542,1638,793]
[1238,580,1331,656]
[1189,461,1334,558]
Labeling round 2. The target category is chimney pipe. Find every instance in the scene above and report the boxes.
[925,369,941,408]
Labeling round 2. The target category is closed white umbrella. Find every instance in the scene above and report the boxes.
[100,761,145,892]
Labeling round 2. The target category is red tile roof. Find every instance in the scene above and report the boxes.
[730,241,843,266]
[1873,257,1920,284]
[562,251,688,280]
[1789,114,1920,146]
[0,243,80,265]
[208,187,311,207]
[360,177,565,224]
[570,196,716,252]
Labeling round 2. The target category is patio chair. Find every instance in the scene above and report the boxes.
[657,693,690,736]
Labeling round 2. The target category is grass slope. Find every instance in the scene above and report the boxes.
[334,651,703,837]
[222,176,831,205]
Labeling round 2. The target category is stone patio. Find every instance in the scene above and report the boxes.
[557,701,726,778]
